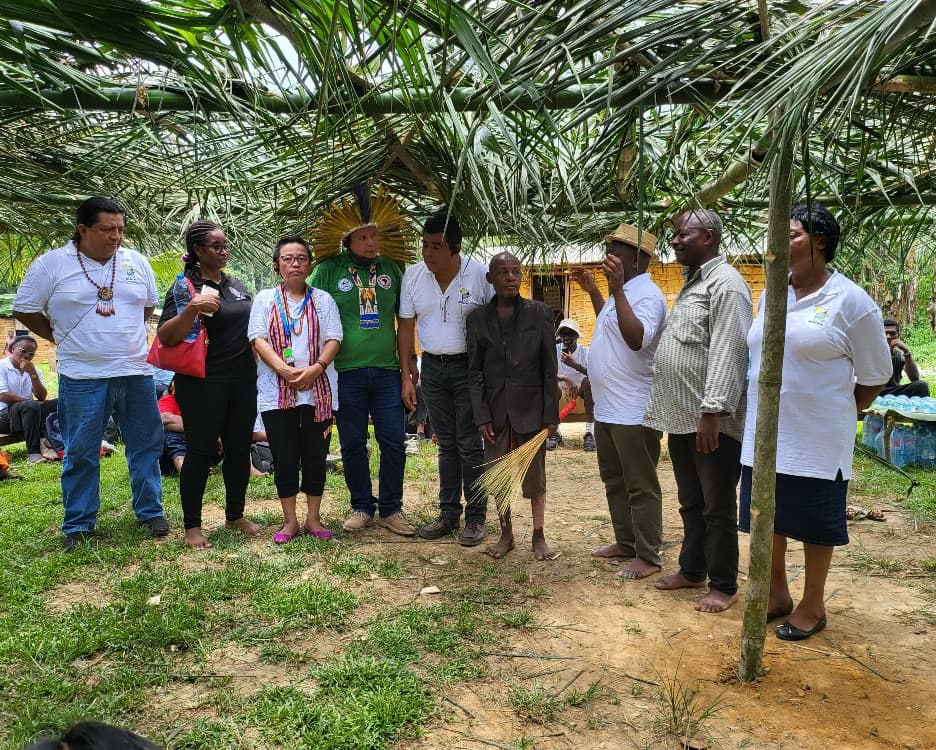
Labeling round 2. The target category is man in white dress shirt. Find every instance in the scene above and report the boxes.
[399,214,493,546]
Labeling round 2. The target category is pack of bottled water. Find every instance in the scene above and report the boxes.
[863,395,936,467]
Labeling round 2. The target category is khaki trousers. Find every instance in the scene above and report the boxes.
[595,422,664,566]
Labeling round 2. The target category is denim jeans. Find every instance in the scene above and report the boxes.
[58,374,165,535]
[420,355,486,523]
[335,367,404,517]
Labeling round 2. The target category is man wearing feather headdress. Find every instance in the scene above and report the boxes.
[310,186,417,537]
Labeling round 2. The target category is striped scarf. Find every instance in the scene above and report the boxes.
[267,285,333,420]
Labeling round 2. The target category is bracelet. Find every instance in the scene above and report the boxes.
[315,359,328,369]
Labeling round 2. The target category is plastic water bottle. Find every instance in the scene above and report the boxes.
[874,429,886,459]
[862,413,883,448]
[920,423,936,467]
[172,273,200,342]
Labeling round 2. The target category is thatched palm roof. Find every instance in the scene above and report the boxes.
[1,0,934,286]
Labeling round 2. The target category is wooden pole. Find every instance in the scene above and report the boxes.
[737,125,794,682]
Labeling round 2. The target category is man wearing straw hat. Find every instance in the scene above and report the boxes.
[398,213,493,547]
[643,209,752,612]
[571,224,668,579]
[467,252,560,560]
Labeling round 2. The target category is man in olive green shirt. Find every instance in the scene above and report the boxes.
[310,224,414,536]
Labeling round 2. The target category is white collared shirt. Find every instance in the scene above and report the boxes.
[13,241,158,379]
[0,357,42,414]
[399,256,492,354]
[741,271,892,480]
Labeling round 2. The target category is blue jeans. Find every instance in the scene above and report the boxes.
[420,355,486,523]
[58,374,165,535]
[335,367,404,517]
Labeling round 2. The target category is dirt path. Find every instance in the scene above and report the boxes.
[386,426,936,749]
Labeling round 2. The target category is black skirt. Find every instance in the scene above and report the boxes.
[739,465,849,546]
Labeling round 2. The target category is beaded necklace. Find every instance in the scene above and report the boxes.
[76,245,118,316]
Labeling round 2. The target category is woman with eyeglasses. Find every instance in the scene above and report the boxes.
[157,220,261,548]
[249,236,342,542]
[0,335,58,463]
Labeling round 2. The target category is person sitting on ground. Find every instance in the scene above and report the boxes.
[23,720,163,750]
[0,335,58,463]
[546,318,596,452]
[467,252,560,560]
[881,318,929,397]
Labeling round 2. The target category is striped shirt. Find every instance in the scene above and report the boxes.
[644,255,752,439]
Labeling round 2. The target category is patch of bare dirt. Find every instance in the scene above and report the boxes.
[141,428,935,748]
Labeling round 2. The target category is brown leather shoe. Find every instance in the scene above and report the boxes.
[418,515,459,539]
[458,522,487,547]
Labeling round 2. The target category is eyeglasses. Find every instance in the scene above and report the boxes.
[279,255,310,265]
[198,243,231,253]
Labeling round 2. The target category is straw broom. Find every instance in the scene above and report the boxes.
[473,399,579,516]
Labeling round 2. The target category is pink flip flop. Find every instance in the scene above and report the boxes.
[273,530,299,544]
[305,527,333,541]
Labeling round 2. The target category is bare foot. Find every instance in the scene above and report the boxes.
[249,465,268,478]
[226,518,262,536]
[655,572,706,591]
[695,589,739,613]
[485,535,515,559]
[591,543,633,559]
[618,558,661,580]
[184,528,213,549]
[766,597,795,622]
[533,536,560,561]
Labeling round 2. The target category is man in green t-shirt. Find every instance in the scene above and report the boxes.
[310,224,414,536]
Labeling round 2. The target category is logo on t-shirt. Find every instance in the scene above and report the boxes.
[377,274,392,289]
[337,278,354,293]
[120,262,137,281]
[808,305,829,327]
[457,287,472,305]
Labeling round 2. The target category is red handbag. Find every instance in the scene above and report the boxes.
[146,278,208,378]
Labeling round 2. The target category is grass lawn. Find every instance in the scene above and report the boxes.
[0,429,933,749]
[0,438,502,750]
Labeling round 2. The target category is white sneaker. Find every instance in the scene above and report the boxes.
[404,436,419,455]
[101,440,117,456]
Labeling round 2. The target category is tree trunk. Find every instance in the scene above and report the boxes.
[738,125,794,683]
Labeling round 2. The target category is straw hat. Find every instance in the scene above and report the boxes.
[556,318,582,337]
[604,223,658,261]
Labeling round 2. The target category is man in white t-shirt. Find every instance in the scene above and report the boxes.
[13,197,168,550]
[399,214,493,546]
[571,224,668,580]
[546,318,596,451]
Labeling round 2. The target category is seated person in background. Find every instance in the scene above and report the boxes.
[157,384,221,475]
[881,318,929,397]
[0,335,57,463]
[250,413,273,477]
[546,319,596,451]
[1,450,22,480]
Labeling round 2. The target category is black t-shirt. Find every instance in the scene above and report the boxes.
[158,270,256,382]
